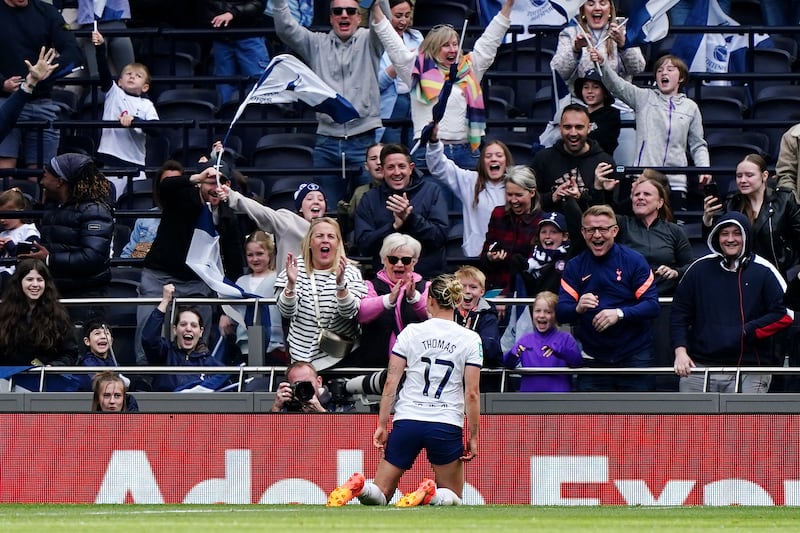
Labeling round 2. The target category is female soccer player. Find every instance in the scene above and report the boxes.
[327,274,482,507]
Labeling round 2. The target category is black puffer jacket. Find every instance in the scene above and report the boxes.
[40,199,114,293]
[202,0,266,27]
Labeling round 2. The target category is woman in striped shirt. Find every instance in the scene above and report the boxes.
[275,217,368,371]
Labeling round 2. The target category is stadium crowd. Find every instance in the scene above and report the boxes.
[2,0,800,400]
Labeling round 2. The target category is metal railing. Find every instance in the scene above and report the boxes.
[11,364,795,394]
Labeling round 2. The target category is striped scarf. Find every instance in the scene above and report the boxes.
[412,52,485,151]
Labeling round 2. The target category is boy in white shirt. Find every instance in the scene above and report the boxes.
[92,30,160,200]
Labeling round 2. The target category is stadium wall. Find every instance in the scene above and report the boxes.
[2,413,800,506]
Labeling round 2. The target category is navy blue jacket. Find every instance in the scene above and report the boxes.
[557,242,660,363]
[76,351,117,392]
[142,308,228,392]
[354,175,449,278]
[671,212,793,366]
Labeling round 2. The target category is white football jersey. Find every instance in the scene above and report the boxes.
[391,318,483,427]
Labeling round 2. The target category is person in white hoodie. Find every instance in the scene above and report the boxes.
[425,124,511,257]
[590,50,711,210]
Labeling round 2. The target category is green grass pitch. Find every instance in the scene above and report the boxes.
[2,505,800,532]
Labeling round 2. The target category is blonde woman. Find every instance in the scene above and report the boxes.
[275,217,368,370]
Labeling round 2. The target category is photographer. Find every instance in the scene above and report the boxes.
[271,362,334,413]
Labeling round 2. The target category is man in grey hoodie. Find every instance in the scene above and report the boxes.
[272,0,384,205]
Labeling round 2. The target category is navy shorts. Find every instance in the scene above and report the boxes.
[384,419,464,470]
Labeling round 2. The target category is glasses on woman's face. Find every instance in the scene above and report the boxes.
[387,255,414,266]
[331,6,358,16]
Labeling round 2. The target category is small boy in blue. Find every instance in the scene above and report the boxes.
[503,291,582,392]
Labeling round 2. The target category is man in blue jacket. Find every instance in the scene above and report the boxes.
[671,212,794,393]
[557,204,660,391]
[354,143,448,278]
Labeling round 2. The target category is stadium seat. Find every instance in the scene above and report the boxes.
[700,96,745,136]
[486,84,516,109]
[157,88,220,110]
[491,47,554,116]
[138,37,203,67]
[413,0,472,28]
[266,187,301,212]
[445,221,466,261]
[754,85,800,103]
[750,48,793,99]
[49,88,78,119]
[262,176,310,205]
[729,0,764,25]
[252,144,314,171]
[487,96,510,120]
[156,96,217,123]
[58,134,96,157]
[751,96,800,161]
[170,128,214,166]
[1,179,40,204]
[144,134,171,177]
[110,265,143,283]
[707,140,764,159]
[146,52,197,101]
[689,85,751,115]
[254,132,317,150]
[116,179,155,210]
[706,131,770,157]
[505,141,536,167]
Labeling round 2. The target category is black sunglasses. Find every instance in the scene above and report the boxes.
[387,255,414,266]
[331,6,358,15]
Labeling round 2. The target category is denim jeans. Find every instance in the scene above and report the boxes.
[0,98,60,166]
[379,93,412,147]
[313,131,373,206]
[213,37,270,104]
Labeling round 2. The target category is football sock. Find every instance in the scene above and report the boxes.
[357,482,388,506]
[429,487,461,506]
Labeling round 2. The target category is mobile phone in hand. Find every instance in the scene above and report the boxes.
[15,241,36,255]
[703,183,719,198]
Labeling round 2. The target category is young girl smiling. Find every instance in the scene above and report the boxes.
[503,291,582,392]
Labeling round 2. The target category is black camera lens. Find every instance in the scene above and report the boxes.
[291,380,315,403]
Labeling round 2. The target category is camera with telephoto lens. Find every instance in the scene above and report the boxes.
[345,370,387,396]
[284,380,316,411]
[328,370,388,404]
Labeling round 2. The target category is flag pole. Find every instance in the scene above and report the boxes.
[594,17,628,48]
[574,17,603,75]
[213,147,224,190]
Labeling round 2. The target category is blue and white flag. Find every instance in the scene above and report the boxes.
[624,0,680,47]
[547,0,584,21]
[671,0,772,75]
[225,54,359,131]
[538,68,572,148]
[478,0,575,43]
[185,206,269,335]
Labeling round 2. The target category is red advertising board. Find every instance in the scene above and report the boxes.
[2,414,799,505]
